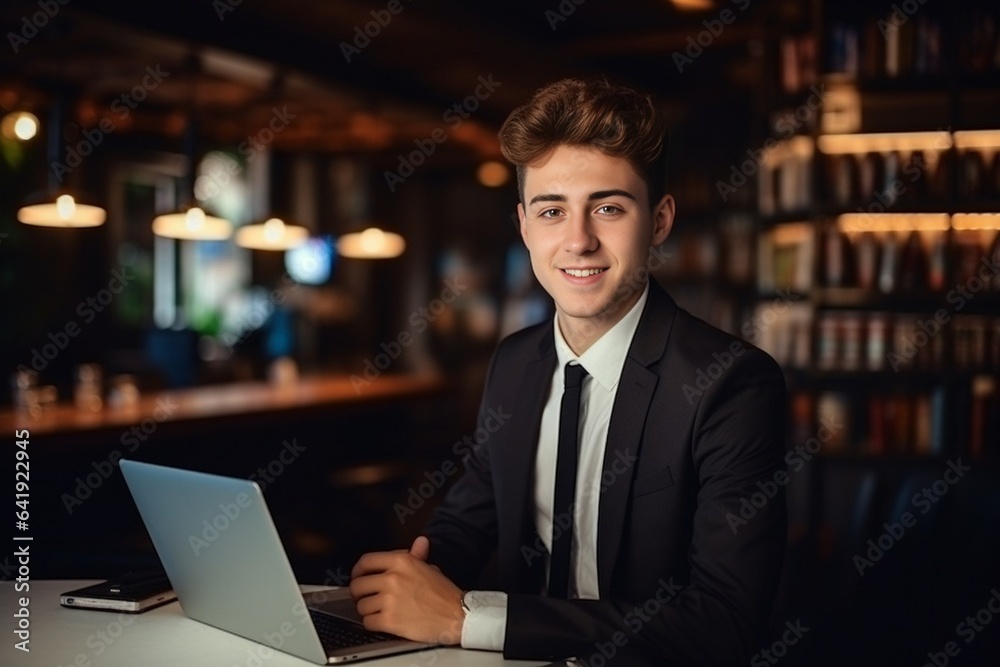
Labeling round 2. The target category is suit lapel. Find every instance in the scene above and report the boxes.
[501,328,556,590]
[597,281,677,594]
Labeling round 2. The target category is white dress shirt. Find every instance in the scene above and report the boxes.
[461,284,650,651]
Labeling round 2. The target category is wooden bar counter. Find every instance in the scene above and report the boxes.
[0,372,450,439]
[6,372,461,580]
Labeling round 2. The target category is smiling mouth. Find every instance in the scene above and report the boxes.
[562,268,606,277]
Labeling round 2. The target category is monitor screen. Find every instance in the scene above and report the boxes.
[285,235,334,285]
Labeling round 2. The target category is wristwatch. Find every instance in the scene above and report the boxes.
[460,590,472,615]
[459,590,507,614]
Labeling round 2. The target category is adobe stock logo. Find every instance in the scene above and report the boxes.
[50,66,170,183]
[61,398,179,515]
[573,577,683,666]
[394,406,511,524]
[751,619,810,666]
[339,0,412,62]
[18,264,137,375]
[350,276,468,394]
[878,0,931,38]
[189,493,255,556]
[671,0,753,73]
[383,75,501,192]
[853,459,971,576]
[545,0,587,31]
[923,587,1000,667]
[680,341,747,405]
[7,0,70,54]
[727,416,843,535]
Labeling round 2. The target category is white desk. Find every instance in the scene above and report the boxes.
[2,581,547,667]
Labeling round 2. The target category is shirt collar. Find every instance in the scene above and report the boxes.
[552,282,650,392]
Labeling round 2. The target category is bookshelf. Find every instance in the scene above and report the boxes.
[657,105,762,337]
[659,3,1000,661]
[754,0,1000,463]
[745,7,1000,664]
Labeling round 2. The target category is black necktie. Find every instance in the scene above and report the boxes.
[548,362,588,598]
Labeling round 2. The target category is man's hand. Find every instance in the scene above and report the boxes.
[349,536,465,645]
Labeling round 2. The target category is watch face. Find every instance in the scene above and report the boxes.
[462,590,508,611]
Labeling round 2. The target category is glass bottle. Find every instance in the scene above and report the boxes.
[855,232,880,289]
[898,230,927,292]
[878,232,901,293]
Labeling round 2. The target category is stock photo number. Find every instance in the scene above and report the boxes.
[13,429,32,653]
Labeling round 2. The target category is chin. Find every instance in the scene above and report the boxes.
[555,297,616,321]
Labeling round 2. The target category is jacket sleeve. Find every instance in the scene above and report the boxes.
[503,350,788,666]
[422,349,503,590]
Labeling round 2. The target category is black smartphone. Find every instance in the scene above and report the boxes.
[60,570,176,613]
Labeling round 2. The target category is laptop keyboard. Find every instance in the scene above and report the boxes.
[309,609,397,651]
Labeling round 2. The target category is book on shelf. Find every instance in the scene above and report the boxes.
[797,383,983,458]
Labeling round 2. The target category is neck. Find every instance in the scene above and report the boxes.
[557,288,644,356]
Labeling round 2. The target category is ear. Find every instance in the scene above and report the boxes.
[651,194,675,246]
[517,202,528,245]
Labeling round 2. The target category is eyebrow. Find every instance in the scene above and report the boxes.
[527,189,637,206]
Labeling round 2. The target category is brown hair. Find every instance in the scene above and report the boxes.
[498,77,668,207]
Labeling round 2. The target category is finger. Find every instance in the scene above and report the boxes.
[351,551,401,579]
[362,611,391,635]
[409,536,430,562]
[355,593,382,617]
[348,573,387,600]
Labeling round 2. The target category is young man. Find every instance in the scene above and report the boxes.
[349,78,787,665]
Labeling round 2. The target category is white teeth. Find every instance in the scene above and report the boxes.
[564,268,605,277]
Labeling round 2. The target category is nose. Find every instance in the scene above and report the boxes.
[563,212,598,255]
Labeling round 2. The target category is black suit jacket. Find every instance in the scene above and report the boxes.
[424,280,787,665]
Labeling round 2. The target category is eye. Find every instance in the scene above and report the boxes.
[596,204,623,215]
[538,208,563,219]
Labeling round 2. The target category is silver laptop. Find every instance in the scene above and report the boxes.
[119,459,435,664]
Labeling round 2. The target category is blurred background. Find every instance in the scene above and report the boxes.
[1,0,999,663]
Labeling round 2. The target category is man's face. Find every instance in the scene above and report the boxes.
[517,144,674,351]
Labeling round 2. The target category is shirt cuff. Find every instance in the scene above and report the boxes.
[459,590,508,651]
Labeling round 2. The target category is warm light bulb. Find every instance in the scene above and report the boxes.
[13,115,37,140]
[336,227,405,258]
[671,0,714,9]
[19,194,105,228]
[1,112,39,141]
[153,208,231,240]
[360,227,386,253]
[263,218,285,242]
[185,208,206,231]
[477,161,510,187]
[56,194,76,221]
